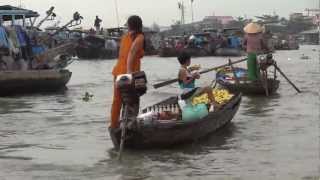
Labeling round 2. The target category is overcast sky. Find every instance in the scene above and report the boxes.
[5,0,318,28]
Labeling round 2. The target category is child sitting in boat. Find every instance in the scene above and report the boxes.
[177,52,219,111]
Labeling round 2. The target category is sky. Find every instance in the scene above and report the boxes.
[4,0,319,28]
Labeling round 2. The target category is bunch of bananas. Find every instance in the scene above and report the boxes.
[213,89,233,104]
[192,89,233,105]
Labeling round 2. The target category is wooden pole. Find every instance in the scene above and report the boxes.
[190,0,194,23]
[274,64,301,93]
[114,0,120,28]
[153,58,247,89]
[262,70,269,96]
[36,7,55,29]
[273,64,277,80]
[118,105,128,161]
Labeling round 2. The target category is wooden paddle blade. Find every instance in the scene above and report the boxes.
[274,64,301,93]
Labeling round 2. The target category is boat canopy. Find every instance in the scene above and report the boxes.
[0,5,39,21]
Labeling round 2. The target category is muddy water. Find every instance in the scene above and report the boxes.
[0,45,319,180]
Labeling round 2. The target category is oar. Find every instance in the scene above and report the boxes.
[153,58,247,89]
[273,64,301,93]
[53,57,75,69]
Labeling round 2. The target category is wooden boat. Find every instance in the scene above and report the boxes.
[76,35,118,60]
[274,40,299,50]
[109,92,242,149]
[158,47,210,57]
[214,48,244,57]
[216,67,280,95]
[184,47,211,57]
[158,47,180,57]
[300,55,310,60]
[0,69,71,96]
[76,46,118,60]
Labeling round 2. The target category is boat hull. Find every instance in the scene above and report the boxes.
[216,67,280,95]
[217,79,280,95]
[158,47,180,57]
[214,48,244,57]
[158,47,211,57]
[109,93,242,149]
[0,69,72,96]
[76,46,117,60]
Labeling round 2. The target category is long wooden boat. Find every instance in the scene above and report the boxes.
[76,35,118,60]
[158,47,180,57]
[214,48,245,57]
[216,67,280,95]
[0,69,71,96]
[158,47,211,57]
[76,46,118,60]
[109,92,242,149]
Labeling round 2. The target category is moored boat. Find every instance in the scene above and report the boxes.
[0,6,74,96]
[0,69,72,96]
[109,92,242,149]
[76,35,118,60]
[214,48,245,57]
[158,47,180,57]
[158,47,210,57]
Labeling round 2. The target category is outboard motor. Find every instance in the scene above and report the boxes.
[113,71,147,155]
[116,71,147,104]
[259,53,275,70]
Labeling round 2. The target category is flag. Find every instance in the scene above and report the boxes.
[178,2,182,9]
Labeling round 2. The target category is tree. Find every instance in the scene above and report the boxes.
[255,14,280,24]
[225,16,251,28]
[279,17,288,25]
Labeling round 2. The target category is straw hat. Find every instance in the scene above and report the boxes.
[243,22,262,34]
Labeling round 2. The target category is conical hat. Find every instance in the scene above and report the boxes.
[244,22,262,34]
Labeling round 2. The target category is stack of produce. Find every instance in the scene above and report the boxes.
[192,89,233,105]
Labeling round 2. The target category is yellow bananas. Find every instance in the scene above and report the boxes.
[192,89,233,105]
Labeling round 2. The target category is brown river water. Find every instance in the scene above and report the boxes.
[0,45,319,180]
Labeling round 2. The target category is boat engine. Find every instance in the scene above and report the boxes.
[116,71,147,104]
[259,53,275,70]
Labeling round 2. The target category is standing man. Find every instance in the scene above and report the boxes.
[94,16,102,32]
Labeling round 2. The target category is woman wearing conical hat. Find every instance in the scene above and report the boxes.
[243,22,268,81]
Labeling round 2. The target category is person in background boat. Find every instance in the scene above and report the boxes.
[30,36,49,69]
[177,52,220,110]
[175,40,184,51]
[105,38,118,57]
[110,15,145,129]
[243,22,268,81]
[0,25,9,57]
[94,16,102,32]
[228,33,241,49]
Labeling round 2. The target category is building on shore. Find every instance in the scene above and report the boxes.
[160,16,225,36]
[299,29,319,45]
[203,16,235,26]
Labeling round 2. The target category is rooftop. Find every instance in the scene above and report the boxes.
[0,5,39,21]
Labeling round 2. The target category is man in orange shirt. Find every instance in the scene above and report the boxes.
[110,15,145,128]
